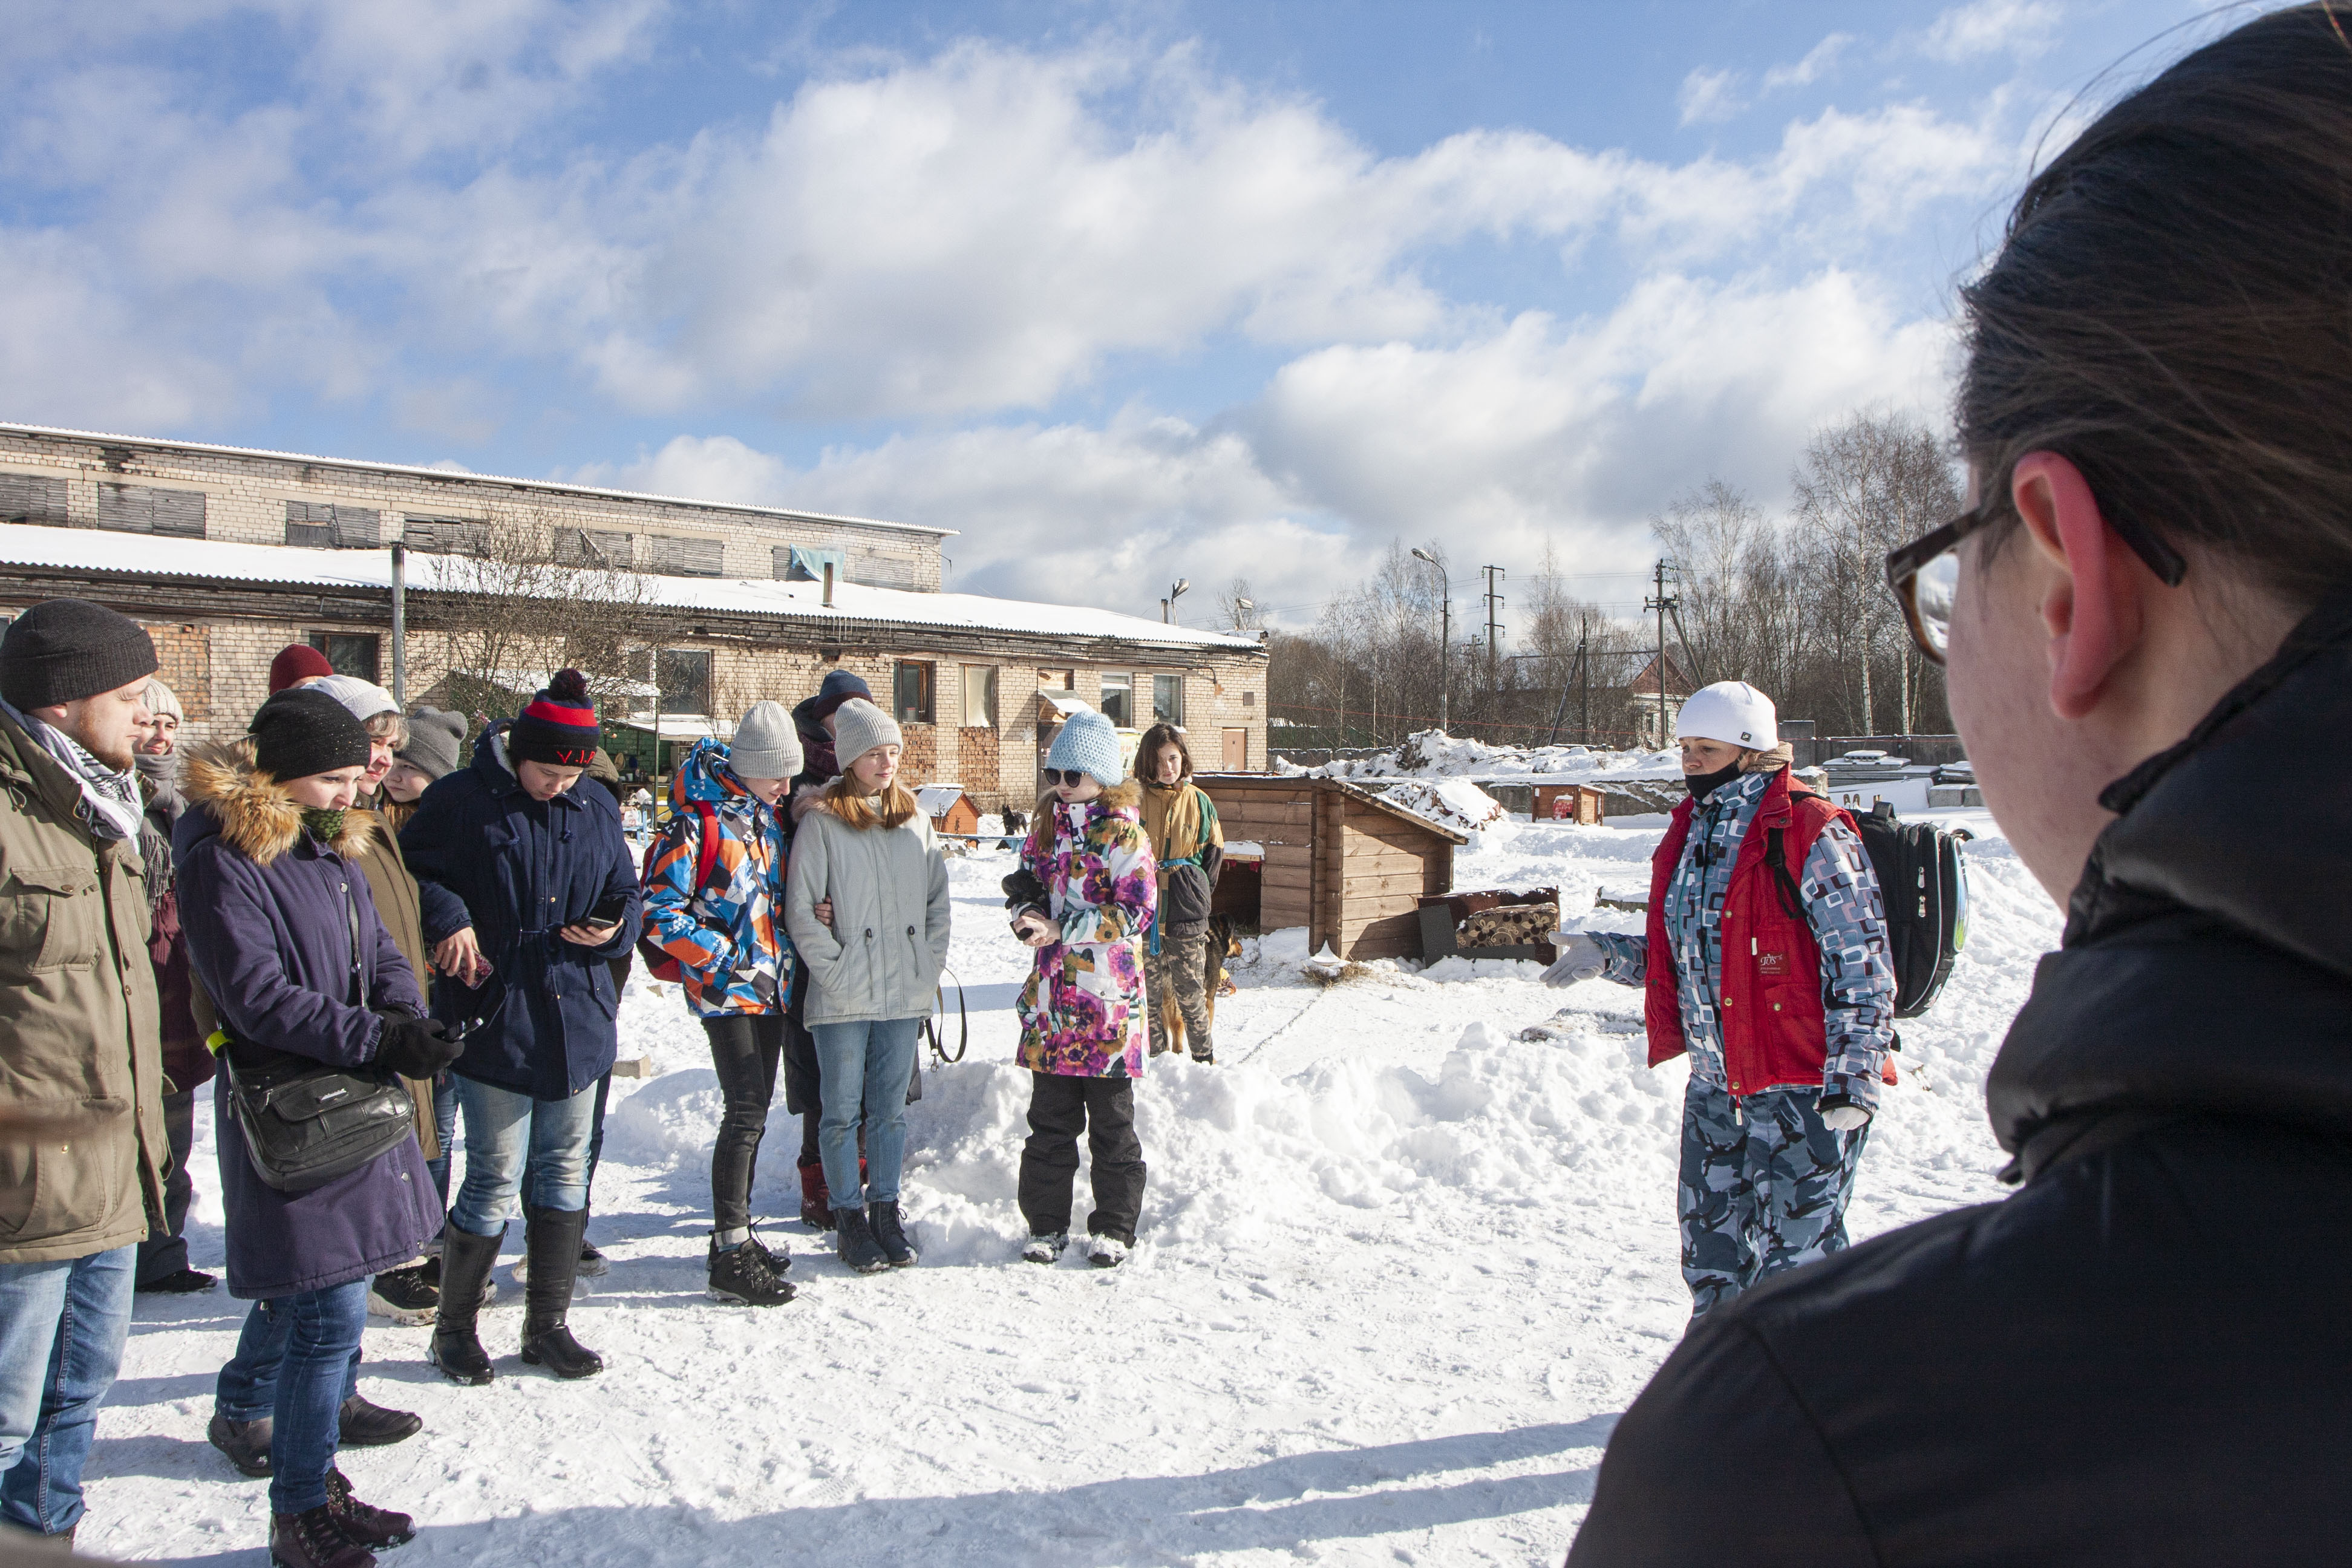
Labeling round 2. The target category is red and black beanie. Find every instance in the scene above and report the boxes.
[509,669,601,768]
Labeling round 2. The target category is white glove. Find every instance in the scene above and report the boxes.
[1540,932,1607,987]
[1817,1094,1872,1133]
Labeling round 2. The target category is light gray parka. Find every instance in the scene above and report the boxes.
[783,799,951,1026]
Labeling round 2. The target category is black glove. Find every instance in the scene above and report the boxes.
[377,1014,462,1080]
[1001,867,1048,913]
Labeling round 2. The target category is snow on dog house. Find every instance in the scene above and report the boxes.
[916,783,981,835]
[1194,774,1467,961]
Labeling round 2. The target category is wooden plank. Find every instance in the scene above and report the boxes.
[1338,843,1429,873]
[1343,869,1434,897]
[1342,909,1426,960]
[1343,811,1452,854]
[1261,895,1312,928]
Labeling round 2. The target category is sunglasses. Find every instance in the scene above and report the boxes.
[1883,488,2187,665]
[1042,768,1092,787]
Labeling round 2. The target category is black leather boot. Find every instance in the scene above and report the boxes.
[518,1205,603,1379]
[430,1224,503,1386]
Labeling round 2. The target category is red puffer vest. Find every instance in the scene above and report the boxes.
[1643,766,1892,1099]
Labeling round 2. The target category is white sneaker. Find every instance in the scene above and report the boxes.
[1021,1232,1068,1264]
[1086,1234,1130,1269]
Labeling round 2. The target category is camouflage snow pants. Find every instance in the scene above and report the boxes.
[1677,1079,1869,1318]
[1145,921,1215,1062]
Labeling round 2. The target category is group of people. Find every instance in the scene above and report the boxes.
[0,613,1229,1566]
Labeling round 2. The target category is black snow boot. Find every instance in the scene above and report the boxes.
[834,1206,890,1274]
[207,1411,272,1477]
[519,1204,604,1378]
[708,1235,797,1305]
[430,1224,503,1386]
[336,1394,421,1448]
[324,1468,415,1549]
[868,1201,919,1267]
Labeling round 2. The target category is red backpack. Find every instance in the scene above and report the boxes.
[635,799,722,984]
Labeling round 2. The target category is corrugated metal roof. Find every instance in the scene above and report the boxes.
[0,524,1264,653]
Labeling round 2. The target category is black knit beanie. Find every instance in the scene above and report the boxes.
[250,688,371,783]
[509,668,602,767]
[0,598,158,710]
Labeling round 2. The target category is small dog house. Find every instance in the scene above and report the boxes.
[916,783,981,836]
[1194,774,1466,960]
[1533,783,1606,825]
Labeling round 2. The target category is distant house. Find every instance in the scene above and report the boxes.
[1622,651,1694,748]
[0,423,1270,809]
[916,784,981,836]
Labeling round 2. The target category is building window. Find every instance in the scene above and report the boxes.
[402,515,488,555]
[1243,690,1256,707]
[848,544,918,591]
[306,632,381,682]
[97,483,205,538]
[961,665,996,728]
[895,661,935,725]
[554,528,633,568]
[1037,668,1073,690]
[284,501,380,549]
[657,649,712,716]
[647,534,725,577]
[0,472,68,526]
[1152,674,1184,727]
[1098,673,1134,730]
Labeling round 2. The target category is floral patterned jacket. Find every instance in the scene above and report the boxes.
[1015,783,1158,1077]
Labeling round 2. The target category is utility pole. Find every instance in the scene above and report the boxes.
[1578,629,1591,745]
[1481,564,1506,696]
[1410,547,1450,734]
[389,541,407,708]
[1646,559,1680,750]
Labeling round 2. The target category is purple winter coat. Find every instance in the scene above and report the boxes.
[173,742,439,1300]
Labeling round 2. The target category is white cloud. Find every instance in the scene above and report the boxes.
[1677,67,1746,126]
[1921,0,2062,64]
[1764,33,1855,91]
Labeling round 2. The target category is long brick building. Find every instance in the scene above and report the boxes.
[0,423,1268,808]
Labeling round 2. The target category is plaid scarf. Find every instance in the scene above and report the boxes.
[0,694,145,844]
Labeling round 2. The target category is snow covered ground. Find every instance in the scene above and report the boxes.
[84,810,2059,1566]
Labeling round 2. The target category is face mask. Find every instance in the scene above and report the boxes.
[1685,760,1743,802]
[301,806,347,841]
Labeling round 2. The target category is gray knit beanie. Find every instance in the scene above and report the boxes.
[727,701,803,781]
[828,698,902,773]
[397,706,467,780]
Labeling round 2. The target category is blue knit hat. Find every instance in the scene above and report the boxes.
[1047,708,1125,786]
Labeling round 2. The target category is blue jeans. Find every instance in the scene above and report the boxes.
[0,1245,134,1537]
[214,1295,362,1423]
[218,1283,368,1515]
[448,1077,597,1236]
[811,1018,923,1209]
[425,1069,460,1213]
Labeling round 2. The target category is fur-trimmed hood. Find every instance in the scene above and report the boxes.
[181,738,380,867]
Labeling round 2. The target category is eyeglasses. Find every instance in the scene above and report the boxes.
[1884,490,2187,664]
[1042,768,1086,786]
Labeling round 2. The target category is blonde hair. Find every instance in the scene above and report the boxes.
[365,711,410,750]
[823,771,920,831]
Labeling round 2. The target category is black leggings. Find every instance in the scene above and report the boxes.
[705,1014,783,1232]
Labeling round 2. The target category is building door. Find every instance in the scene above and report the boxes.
[1223,728,1248,771]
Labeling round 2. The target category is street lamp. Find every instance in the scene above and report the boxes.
[1234,595,1255,630]
[1164,578,1190,624]
[1410,547,1450,733]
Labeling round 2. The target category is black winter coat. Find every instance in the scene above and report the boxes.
[1569,595,2352,1566]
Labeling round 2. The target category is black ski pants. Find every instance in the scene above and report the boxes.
[705,1014,784,1232]
[1018,1071,1146,1244]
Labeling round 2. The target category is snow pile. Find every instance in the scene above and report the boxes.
[1281,728,1684,786]
[89,806,2056,1566]
[1379,776,1508,833]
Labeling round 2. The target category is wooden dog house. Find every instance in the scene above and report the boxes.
[1194,774,1466,959]
[916,783,981,836]
[1533,783,1606,825]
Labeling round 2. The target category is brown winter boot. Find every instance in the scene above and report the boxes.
[270,1501,373,1567]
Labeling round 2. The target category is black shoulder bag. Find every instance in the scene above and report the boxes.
[223,867,418,1193]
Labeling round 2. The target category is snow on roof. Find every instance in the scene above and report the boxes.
[0,524,1263,654]
[916,784,970,816]
[0,422,950,538]
[1279,730,1685,786]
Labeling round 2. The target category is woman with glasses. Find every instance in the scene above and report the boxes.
[783,698,952,1275]
[1546,680,1893,1321]
[1572,10,2352,1562]
[1004,709,1157,1268]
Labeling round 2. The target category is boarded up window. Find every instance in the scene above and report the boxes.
[284,501,381,549]
[0,472,68,526]
[648,534,725,577]
[554,528,633,567]
[97,483,206,538]
[848,544,918,590]
[402,515,489,555]
[774,544,845,582]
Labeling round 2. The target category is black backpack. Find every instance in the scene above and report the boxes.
[1769,797,1970,1020]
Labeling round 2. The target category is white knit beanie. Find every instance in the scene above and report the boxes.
[728,701,804,780]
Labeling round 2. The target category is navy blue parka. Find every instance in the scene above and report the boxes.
[399,730,641,1101]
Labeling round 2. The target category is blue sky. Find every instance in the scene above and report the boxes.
[0,0,2252,624]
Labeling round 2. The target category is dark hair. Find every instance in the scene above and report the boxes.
[1137,723,1193,782]
[1960,4,2352,609]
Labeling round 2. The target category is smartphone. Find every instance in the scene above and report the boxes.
[587,891,630,927]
